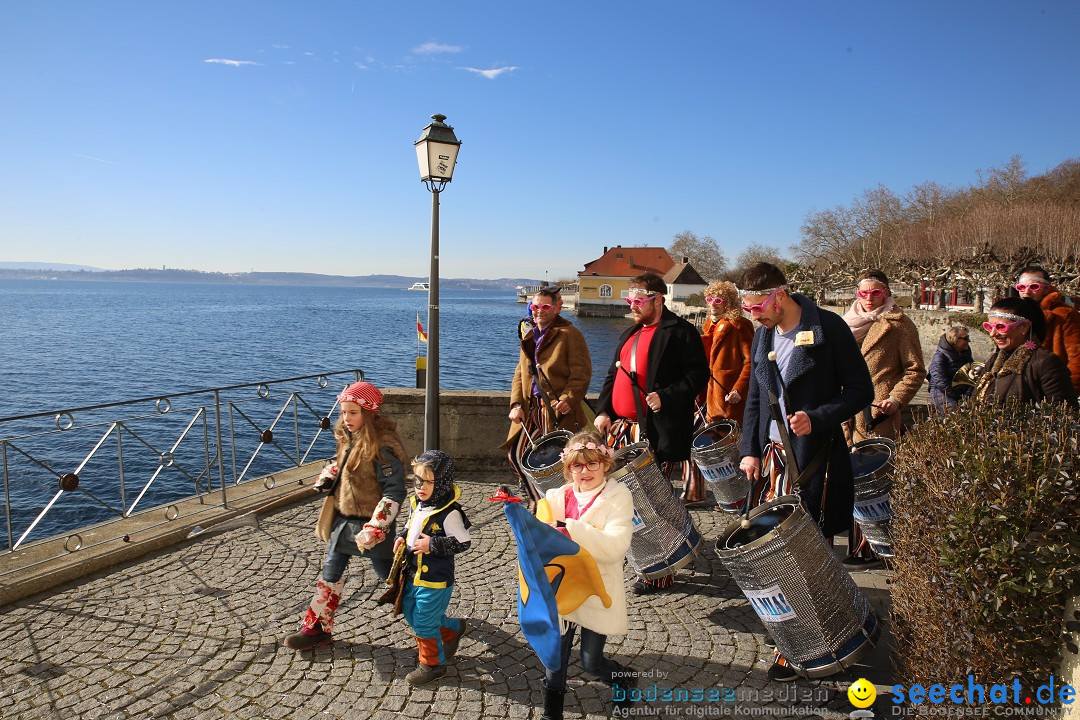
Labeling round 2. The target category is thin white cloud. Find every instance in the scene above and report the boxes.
[204,58,261,67]
[414,42,463,55]
[74,154,132,169]
[459,66,519,80]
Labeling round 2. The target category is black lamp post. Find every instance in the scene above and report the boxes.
[414,114,461,451]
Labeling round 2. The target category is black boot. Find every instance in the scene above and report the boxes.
[541,681,565,720]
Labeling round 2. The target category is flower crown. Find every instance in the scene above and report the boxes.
[559,441,615,460]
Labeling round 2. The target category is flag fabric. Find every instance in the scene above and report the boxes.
[502,499,611,671]
[417,312,428,343]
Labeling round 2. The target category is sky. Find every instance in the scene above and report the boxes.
[2,2,1079,281]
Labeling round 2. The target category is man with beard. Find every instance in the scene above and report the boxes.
[736,262,873,681]
[594,272,709,593]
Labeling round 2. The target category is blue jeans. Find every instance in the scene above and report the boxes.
[322,546,391,583]
[545,622,620,690]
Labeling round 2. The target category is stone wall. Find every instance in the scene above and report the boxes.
[381,389,514,472]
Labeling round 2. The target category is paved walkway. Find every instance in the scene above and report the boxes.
[0,473,892,720]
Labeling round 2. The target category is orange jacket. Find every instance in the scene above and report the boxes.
[700,315,754,425]
[1040,291,1080,394]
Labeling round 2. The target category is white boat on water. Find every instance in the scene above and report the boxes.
[408,282,430,291]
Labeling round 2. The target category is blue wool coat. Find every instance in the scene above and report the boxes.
[740,294,873,536]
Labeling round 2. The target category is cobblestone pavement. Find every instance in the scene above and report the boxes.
[0,474,892,720]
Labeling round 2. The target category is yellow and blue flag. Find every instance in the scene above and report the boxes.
[502,498,611,671]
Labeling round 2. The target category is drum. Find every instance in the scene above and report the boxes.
[715,496,880,678]
[610,442,703,580]
[850,438,895,558]
[691,420,748,509]
[519,430,574,498]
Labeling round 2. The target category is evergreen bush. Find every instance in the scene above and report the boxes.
[891,398,1080,689]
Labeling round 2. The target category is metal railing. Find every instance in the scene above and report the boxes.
[0,370,362,555]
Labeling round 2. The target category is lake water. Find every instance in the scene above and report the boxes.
[0,279,631,542]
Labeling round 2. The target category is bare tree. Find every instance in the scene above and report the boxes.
[668,230,728,281]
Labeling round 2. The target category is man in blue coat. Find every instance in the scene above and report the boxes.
[736,262,873,680]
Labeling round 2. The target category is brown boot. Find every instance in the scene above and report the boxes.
[405,663,447,686]
[283,624,332,650]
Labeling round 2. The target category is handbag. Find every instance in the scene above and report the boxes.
[376,541,408,616]
[315,495,336,543]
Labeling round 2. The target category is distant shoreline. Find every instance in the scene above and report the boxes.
[0,267,536,291]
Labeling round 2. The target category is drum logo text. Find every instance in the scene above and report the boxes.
[744,585,797,622]
[853,495,891,522]
[701,458,738,482]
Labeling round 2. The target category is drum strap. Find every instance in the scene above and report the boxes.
[791,439,830,493]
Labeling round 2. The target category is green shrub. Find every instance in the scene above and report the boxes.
[891,398,1080,690]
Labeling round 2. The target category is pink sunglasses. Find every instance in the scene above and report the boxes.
[705,296,726,304]
[741,287,782,313]
[982,319,1027,334]
[529,303,555,313]
[857,288,886,299]
[1014,283,1044,293]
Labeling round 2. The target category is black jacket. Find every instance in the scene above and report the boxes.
[740,295,874,536]
[596,307,709,462]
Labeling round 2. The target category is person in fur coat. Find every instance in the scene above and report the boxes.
[1015,265,1080,394]
[699,280,754,426]
[842,270,926,443]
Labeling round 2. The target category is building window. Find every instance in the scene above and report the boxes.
[599,284,612,298]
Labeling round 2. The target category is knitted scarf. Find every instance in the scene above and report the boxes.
[843,296,896,345]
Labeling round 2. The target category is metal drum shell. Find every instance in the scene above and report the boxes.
[690,419,749,507]
[518,430,575,497]
[611,442,703,580]
[715,496,879,678]
[850,437,895,558]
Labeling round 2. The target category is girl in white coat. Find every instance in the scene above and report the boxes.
[540,430,636,720]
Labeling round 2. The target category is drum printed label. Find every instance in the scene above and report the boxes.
[701,458,737,482]
[631,511,646,534]
[744,585,797,623]
[853,495,891,522]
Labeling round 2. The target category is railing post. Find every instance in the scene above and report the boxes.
[117,425,127,513]
[2,441,12,551]
[214,389,228,510]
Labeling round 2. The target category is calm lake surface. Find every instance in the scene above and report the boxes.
[0,279,631,540]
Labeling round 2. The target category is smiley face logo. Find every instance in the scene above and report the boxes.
[847,678,876,708]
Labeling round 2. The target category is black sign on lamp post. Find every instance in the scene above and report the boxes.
[414,114,461,451]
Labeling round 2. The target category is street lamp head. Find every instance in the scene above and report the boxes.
[415,114,461,190]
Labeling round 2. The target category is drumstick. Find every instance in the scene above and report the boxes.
[766,351,802,486]
[519,420,540,451]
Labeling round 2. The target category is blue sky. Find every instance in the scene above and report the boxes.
[2,2,1078,280]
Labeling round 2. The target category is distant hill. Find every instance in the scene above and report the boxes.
[0,262,107,272]
[0,266,540,291]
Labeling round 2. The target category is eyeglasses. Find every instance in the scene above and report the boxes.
[856,288,886,299]
[625,295,657,308]
[568,461,602,474]
[741,287,783,313]
[982,319,1027,334]
[1014,283,1044,293]
[529,303,555,313]
[705,296,726,305]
